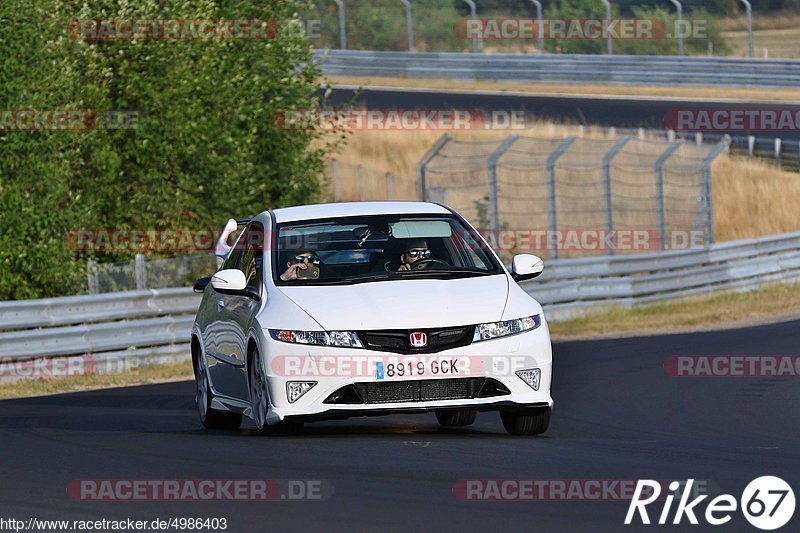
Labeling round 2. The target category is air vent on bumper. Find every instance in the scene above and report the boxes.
[323,378,510,405]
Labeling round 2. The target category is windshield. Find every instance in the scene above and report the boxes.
[272,214,502,285]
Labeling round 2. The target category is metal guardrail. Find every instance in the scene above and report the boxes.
[314,50,800,88]
[1,230,799,382]
[527,230,800,319]
[0,288,200,330]
[0,289,201,383]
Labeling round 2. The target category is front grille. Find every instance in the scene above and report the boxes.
[323,378,511,404]
[358,326,474,354]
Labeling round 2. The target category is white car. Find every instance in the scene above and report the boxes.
[191,202,553,436]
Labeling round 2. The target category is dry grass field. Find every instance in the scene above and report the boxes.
[323,125,800,243]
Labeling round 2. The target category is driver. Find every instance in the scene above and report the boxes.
[398,239,431,271]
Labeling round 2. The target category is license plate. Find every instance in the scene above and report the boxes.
[376,358,461,380]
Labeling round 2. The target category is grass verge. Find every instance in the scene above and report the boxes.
[548,282,800,341]
[0,361,193,400]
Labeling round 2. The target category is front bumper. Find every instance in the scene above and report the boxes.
[261,325,553,424]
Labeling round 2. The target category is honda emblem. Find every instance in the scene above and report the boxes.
[409,332,428,348]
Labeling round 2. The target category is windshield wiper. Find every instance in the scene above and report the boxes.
[395,269,494,278]
[293,272,400,285]
[280,269,495,286]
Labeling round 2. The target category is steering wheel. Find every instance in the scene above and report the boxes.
[410,258,449,270]
[382,258,449,271]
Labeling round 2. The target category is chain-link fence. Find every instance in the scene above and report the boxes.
[418,133,730,259]
[87,254,217,294]
[85,133,729,293]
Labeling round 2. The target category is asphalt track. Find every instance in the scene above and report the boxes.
[1,318,799,532]
[325,86,800,140]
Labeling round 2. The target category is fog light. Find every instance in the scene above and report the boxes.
[286,381,316,403]
[516,369,541,391]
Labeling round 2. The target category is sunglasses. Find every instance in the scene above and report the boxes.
[404,248,430,258]
[293,254,320,264]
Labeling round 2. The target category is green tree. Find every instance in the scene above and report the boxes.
[0,0,335,299]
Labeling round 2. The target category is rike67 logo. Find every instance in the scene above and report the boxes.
[625,477,795,530]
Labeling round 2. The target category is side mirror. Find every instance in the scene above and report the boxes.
[193,275,212,293]
[511,254,544,282]
[211,269,248,292]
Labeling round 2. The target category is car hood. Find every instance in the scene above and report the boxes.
[277,275,509,330]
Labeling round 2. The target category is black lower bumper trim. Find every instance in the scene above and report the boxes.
[284,401,551,423]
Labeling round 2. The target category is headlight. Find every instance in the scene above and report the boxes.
[472,315,541,342]
[268,329,363,348]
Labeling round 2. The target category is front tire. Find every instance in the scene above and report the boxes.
[500,407,550,436]
[195,354,242,430]
[436,409,477,427]
[249,348,303,436]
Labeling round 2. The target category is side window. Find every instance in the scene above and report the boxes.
[239,223,264,294]
[222,232,244,271]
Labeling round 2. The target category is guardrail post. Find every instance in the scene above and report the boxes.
[654,140,684,250]
[386,172,394,200]
[546,137,578,259]
[487,135,520,231]
[134,254,147,291]
[775,138,782,166]
[602,136,632,254]
[669,0,684,56]
[331,159,340,201]
[601,1,613,55]
[530,1,544,53]
[740,0,754,58]
[333,0,347,49]
[87,259,98,295]
[700,136,731,245]
[358,164,366,201]
[463,0,482,52]
[416,133,452,201]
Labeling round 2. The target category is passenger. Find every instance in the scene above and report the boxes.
[280,251,321,281]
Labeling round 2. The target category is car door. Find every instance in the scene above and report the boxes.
[203,227,248,400]
[217,222,264,400]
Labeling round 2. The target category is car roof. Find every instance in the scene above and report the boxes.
[269,201,451,223]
